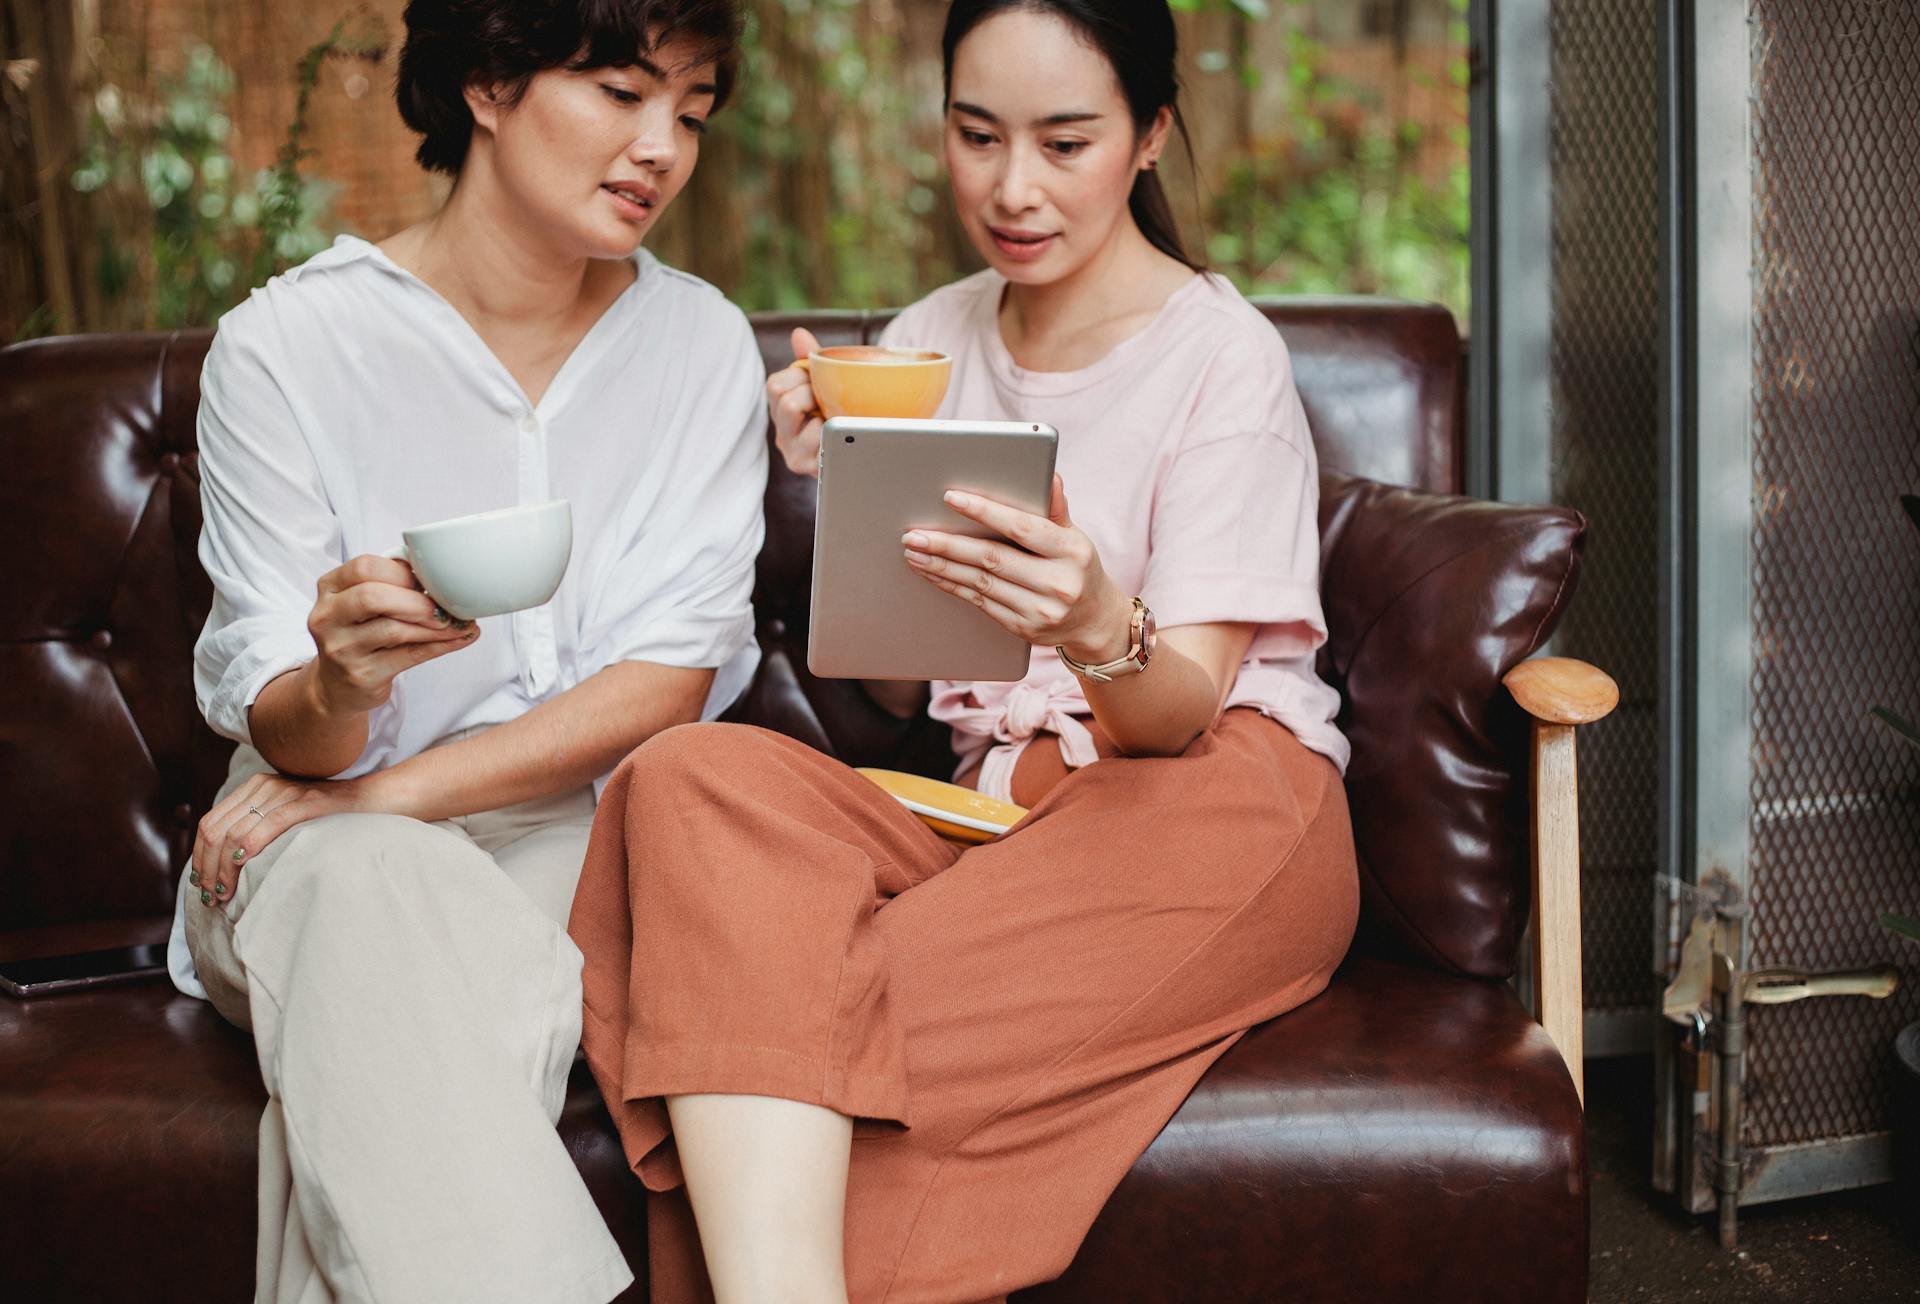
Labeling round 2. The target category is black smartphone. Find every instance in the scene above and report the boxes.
[0,943,168,998]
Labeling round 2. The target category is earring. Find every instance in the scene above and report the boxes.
[1145,159,1159,171]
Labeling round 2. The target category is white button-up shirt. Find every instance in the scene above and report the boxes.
[169,235,768,996]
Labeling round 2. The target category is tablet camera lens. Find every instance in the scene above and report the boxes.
[844,435,855,443]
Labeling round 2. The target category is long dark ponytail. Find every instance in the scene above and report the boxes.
[940,0,1202,271]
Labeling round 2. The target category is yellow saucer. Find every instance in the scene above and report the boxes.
[855,769,1029,844]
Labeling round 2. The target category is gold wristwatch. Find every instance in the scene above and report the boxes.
[1057,596,1157,683]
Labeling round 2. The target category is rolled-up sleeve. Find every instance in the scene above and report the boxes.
[578,307,768,708]
[192,314,340,744]
[1141,331,1327,662]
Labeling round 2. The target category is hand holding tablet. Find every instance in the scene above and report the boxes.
[808,416,1059,681]
[780,331,1121,685]
[902,475,1131,673]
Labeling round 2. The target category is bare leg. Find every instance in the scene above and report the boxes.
[666,1093,853,1304]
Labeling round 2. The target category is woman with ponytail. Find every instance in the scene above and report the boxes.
[571,3,1359,1299]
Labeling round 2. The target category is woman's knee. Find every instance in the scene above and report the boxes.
[613,721,781,809]
[255,812,468,902]
[608,724,847,902]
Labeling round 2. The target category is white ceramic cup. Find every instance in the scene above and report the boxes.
[383,499,573,621]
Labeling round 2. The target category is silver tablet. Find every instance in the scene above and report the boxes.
[809,417,1059,681]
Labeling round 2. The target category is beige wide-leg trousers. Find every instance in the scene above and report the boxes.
[185,733,633,1304]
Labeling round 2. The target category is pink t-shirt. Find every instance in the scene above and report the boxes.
[880,269,1350,799]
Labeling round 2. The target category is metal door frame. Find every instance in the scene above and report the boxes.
[1655,0,1756,1207]
[1468,0,1552,507]
[1478,0,1899,1205]
[1655,0,1895,1207]
[1671,0,1753,998]
[1473,0,1663,1058]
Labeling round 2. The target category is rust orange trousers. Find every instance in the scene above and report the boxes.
[570,708,1358,1303]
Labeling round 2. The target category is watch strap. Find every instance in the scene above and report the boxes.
[1057,597,1151,683]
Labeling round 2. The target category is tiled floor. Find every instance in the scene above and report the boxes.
[1586,1056,1920,1302]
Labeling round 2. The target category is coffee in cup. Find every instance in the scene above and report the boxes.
[383,499,572,621]
[796,346,952,419]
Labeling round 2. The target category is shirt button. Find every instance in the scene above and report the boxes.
[519,415,536,433]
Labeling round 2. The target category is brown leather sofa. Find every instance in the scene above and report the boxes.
[0,301,1593,1302]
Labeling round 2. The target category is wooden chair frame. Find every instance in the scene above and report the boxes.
[1504,655,1620,1104]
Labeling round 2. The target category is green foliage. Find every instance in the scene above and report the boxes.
[251,17,387,289]
[1206,142,1469,309]
[1884,912,1920,945]
[688,0,944,312]
[11,303,60,344]
[54,2,1469,323]
[1196,0,1470,316]
[70,17,385,330]
[698,0,1469,315]
[1169,0,1273,17]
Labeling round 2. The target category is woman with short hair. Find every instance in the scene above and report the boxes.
[172,2,761,1300]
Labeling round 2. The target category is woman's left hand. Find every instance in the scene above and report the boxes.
[188,769,402,907]
[904,475,1134,664]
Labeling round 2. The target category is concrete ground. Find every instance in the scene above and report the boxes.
[1586,1055,1920,1301]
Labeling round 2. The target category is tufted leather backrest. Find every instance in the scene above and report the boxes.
[1,333,228,926]
[0,299,1574,978]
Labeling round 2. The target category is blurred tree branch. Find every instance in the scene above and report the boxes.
[2,0,98,339]
[5,0,1468,331]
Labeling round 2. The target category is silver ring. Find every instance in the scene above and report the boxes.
[247,806,265,818]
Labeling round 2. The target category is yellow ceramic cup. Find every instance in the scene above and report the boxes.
[795,346,953,419]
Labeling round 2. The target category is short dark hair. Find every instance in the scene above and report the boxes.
[397,0,743,176]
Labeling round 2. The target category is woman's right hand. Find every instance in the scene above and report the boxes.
[305,555,479,716]
[766,326,825,478]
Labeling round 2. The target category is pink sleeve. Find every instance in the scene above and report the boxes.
[1139,334,1327,661]
[876,298,934,351]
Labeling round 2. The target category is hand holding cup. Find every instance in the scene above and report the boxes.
[767,327,828,478]
[306,498,571,716]
[306,554,479,717]
[766,327,954,479]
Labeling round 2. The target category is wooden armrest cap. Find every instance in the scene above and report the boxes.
[1504,656,1619,726]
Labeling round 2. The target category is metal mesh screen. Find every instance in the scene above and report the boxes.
[1744,0,1920,1148]
[1547,0,1662,1019]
